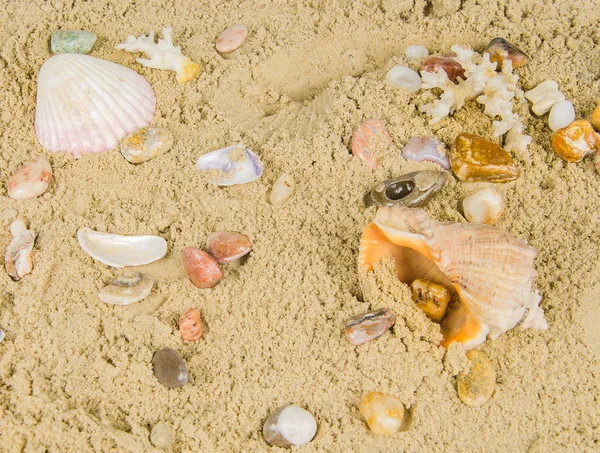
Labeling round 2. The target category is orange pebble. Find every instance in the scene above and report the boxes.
[179,308,203,341]
[551,119,600,162]
[182,247,222,288]
[206,232,252,264]
[351,119,391,168]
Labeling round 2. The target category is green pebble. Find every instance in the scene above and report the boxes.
[50,30,97,54]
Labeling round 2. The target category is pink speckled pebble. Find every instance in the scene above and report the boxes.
[216,24,248,53]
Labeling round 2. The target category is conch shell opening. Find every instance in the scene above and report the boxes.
[359,206,547,349]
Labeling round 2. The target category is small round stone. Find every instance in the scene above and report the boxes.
[51,30,97,54]
[9,218,27,238]
[462,188,503,225]
[151,348,188,389]
[457,350,496,407]
[206,232,253,264]
[386,65,422,92]
[360,392,407,436]
[120,127,174,164]
[549,100,575,132]
[270,174,295,206]
[351,119,392,168]
[404,45,428,61]
[263,405,317,448]
[7,158,52,200]
[150,422,174,449]
[216,24,248,53]
[179,308,203,342]
[182,247,223,288]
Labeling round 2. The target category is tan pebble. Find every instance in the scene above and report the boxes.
[7,158,52,199]
[484,38,528,70]
[179,308,203,341]
[270,174,295,206]
[457,350,496,407]
[344,308,395,345]
[182,247,222,288]
[592,101,600,131]
[216,24,248,53]
[410,279,451,322]
[150,422,174,448]
[206,231,252,264]
[120,127,174,164]
[462,188,503,225]
[351,119,392,168]
[551,119,600,162]
[360,392,408,436]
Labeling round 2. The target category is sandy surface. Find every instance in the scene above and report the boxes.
[1,0,600,451]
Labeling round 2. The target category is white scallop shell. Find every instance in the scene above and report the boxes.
[35,54,156,157]
[77,228,167,268]
[196,145,263,186]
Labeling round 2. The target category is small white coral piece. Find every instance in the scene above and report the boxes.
[116,26,200,84]
[524,80,565,116]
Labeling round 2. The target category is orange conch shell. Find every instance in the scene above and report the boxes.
[359,206,547,349]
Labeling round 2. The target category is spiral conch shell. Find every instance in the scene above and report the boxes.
[359,206,548,349]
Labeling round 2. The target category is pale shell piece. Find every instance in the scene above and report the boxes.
[5,230,35,281]
[7,158,52,199]
[10,219,27,238]
[548,100,575,132]
[270,174,295,206]
[524,80,565,116]
[386,65,422,92]
[263,405,317,448]
[457,350,496,407]
[401,136,450,169]
[216,24,248,53]
[98,271,153,305]
[35,54,156,157]
[196,145,263,186]
[0,328,4,343]
[345,308,396,345]
[462,188,503,225]
[77,228,167,268]
[405,45,428,61]
[359,206,546,349]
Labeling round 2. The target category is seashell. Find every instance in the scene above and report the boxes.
[363,170,447,208]
[462,188,503,225]
[216,24,248,53]
[386,65,422,92]
[592,101,600,131]
[548,100,575,132]
[5,229,35,281]
[410,278,451,322]
[206,231,252,264]
[270,174,295,206]
[196,145,263,186]
[404,45,428,61]
[344,308,395,345]
[360,392,408,436]
[179,308,203,341]
[77,228,167,268]
[457,350,496,407]
[263,405,317,448]
[551,120,599,162]
[421,53,465,84]
[449,133,519,183]
[98,271,153,305]
[351,119,392,168]
[35,54,155,157]
[7,158,53,200]
[359,205,548,349]
[524,81,564,116]
[182,247,223,288]
[120,127,174,164]
[484,37,528,70]
[151,348,188,388]
[401,136,450,169]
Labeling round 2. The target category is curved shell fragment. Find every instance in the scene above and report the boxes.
[5,230,35,281]
[99,271,154,305]
[196,145,263,186]
[77,228,167,268]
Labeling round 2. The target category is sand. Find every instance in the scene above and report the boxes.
[1,0,600,451]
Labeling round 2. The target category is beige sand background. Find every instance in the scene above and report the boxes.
[1,0,600,451]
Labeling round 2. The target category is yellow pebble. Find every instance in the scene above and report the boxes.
[457,350,496,407]
[359,392,407,436]
[551,119,599,162]
[410,279,451,322]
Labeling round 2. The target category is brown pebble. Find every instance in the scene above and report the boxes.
[182,247,223,288]
[449,133,520,182]
[410,279,451,322]
[457,350,496,407]
[179,308,203,341]
[551,119,600,162]
[345,308,395,345]
[421,53,465,83]
[484,37,528,70]
[151,348,188,389]
[206,231,252,264]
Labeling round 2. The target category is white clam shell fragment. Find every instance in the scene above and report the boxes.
[77,228,167,268]
[548,100,575,132]
[263,405,317,448]
[463,188,504,225]
[524,80,565,116]
[270,174,295,206]
[5,229,35,281]
[386,65,422,92]
[196,145,263,186]
[99,271,154,305]
[35,54,156,157]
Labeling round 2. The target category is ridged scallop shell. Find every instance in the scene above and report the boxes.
[359,206,547,348]
[77,228,167,268]
[35,54,156,157]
